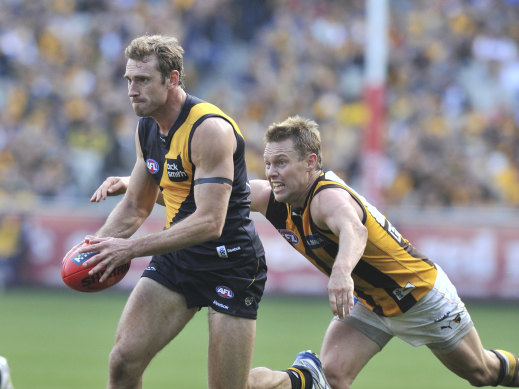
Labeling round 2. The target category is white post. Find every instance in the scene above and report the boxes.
[362,0,388,207]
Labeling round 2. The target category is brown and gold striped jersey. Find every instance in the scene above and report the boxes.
[266,171,437,316]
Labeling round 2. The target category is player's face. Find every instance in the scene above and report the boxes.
[124,56,168,117]
[264,138,312,208]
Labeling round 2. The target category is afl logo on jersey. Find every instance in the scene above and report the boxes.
[216,285,234,299]
[279,229,299,244]
[146,159,160,174]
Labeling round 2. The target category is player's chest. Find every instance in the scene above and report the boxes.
[145,132,193,188]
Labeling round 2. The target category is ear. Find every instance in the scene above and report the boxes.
[306,153,318,171]
[168,70,180,88]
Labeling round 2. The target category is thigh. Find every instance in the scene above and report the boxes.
[114,277,198,364]
[207,308,256,389]
[320,318,381,388]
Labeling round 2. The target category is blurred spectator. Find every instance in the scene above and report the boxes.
[0,213,28,287]
[0,0,518,208]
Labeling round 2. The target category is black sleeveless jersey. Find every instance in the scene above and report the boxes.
[265,171,437,317]
[138,94,264,270]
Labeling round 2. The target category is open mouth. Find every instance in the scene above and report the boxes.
[271,182,285,192]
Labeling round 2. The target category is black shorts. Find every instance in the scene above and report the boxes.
[142,255,267,319]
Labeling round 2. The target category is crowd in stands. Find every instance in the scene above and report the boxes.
[1,0,519,209]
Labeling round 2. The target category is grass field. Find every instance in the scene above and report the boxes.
[0,289,518,388]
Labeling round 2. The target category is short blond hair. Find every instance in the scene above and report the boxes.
[264,116,322,169]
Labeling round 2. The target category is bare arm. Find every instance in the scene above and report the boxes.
[94,129,159,239]
[91,178,271,212]
[310,188,368,318]
[83,117,236,281]
[65,128,158,263]
[128,117,235,254]
[91,176,165,206]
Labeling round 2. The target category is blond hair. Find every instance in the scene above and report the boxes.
[264,116,322,169]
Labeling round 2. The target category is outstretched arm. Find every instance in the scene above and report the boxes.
[310,188,367,319]
[249,179,271,215]
[91,175,165,206]
[91,178,272,211]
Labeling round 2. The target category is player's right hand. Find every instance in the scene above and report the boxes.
[328,271,355,319]
[90,176,129,202]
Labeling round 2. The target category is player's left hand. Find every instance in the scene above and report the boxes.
[79,235,134,283]
[327,271,355,319]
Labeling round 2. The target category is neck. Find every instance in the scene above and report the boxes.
[154,88,187,136]
[290,170,322,210]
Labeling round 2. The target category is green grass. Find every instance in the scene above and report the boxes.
[0,289,518,388]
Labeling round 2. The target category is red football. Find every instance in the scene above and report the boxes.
[61,243,131,292]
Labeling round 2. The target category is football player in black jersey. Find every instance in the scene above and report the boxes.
[75,34,267,389]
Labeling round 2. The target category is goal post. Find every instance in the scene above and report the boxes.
[362,0,388,207]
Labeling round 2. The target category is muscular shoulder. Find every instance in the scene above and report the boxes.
[310,186,364,231]
[190,117,236,178]
[192,117,235,153]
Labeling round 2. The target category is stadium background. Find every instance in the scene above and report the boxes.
[1,0,519,297]
[0,0,519,387]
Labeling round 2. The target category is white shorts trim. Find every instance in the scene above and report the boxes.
[340,265,474,353]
